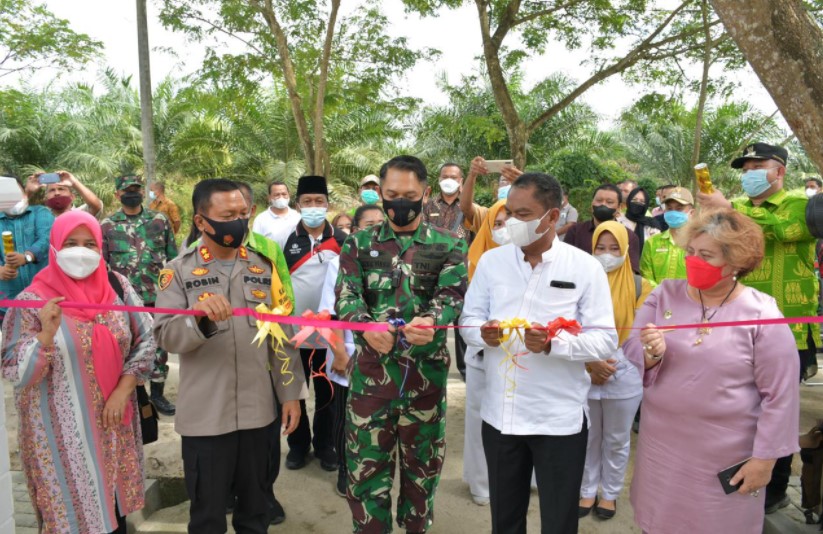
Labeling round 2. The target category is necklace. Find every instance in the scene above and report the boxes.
[694,281,738,346]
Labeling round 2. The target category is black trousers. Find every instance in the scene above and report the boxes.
[333,383,350,472]
[454,323,466,378]
[482,418,588,534]
[287,348,335,454]
[182,422,277,534]
[768,331,817,502]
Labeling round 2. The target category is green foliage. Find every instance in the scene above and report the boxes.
[0,0,102,78]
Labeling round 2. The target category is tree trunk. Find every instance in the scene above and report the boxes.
[475,0,529,168]
[313,0,341,178]
[136,0,156,194]
[258,0,316,173]
[691,0,712,197]
[710,0,823,172]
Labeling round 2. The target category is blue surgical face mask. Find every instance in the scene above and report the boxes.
[654,197,661,207]
[301,207,327,228]
[663,209,689,229]
[741,168,772,197]
[498,184,511,200]
[361,189,380,205]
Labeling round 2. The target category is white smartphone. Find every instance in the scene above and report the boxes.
[485,159,513,173]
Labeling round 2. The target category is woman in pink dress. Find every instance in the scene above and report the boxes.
[2,211,155,533]
[625,209,799,534]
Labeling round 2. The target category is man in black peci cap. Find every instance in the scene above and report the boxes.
[281,175,348,473]
[698,142,817,514]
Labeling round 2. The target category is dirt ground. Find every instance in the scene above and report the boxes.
[6,349,823,533]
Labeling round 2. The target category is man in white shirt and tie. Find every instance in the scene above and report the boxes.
[460,172,618,534]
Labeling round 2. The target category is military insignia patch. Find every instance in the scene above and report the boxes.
[198,292,215,302]
[251,289,268,299]
[238,246,248,260]
[199,246,213,263]
[192,267,209,276]
[248,265,265,274]
[158,269,174,291]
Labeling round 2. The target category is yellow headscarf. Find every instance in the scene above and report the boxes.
[467,199,507,281]
[592,221,648,345]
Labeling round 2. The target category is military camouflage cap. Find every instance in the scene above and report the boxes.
[115,175,144,190]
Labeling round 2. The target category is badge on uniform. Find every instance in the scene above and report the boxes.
[370,250,379,257]
[199,246,213,263]
[238,246,248,260]
[248,265,264,274]
[198,292,215,302]
[158,269,174,291]
[251,289,268,299]
[192,267,209,276]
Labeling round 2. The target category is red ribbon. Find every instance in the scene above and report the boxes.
[289,310,342,348]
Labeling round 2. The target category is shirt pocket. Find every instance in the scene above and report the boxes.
[546,285,578,320]
[243,285,272,327]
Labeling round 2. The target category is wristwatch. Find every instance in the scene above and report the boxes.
[24,252,33,264]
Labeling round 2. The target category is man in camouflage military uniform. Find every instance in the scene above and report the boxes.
[101,175,178,415]
[336,155,468,533]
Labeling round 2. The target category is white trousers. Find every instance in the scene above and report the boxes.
[580,394,642,501]
[464,364,489,498]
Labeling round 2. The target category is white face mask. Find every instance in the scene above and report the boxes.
[806,188,818,198]
[492,226,511,246]
[595,253,626,273]
[505,210,550,248]
[54,246,101,279]
[4,198,28,216]
[272,198,289,210]
[440,179,460,195]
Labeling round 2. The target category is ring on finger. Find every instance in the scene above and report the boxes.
[750,490,759,497]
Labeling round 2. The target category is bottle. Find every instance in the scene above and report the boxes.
[2,231,15,270]
[694,163,714,194]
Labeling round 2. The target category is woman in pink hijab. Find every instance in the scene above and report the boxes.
[1,211,156,533]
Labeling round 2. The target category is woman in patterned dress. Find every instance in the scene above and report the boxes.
[1,211,155,533]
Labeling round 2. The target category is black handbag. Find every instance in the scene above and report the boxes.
[107,270,159,445]
[136,385,159,445]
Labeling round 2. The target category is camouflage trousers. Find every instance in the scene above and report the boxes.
[345,390,446,534]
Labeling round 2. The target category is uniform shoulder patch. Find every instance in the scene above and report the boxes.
[238,246,248,260]
[248,264,265,274]
[199,246,213,263]
[192,267,209,276]
[158,269,175,291]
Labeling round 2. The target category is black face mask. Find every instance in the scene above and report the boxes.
[120,192,143,208]
[625,202,648,222]
[200,214,247,249]
[383,197,424,227]
[592,205,617,223]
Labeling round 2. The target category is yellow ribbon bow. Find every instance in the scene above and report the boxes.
[497,317,531,396]
[251,302,294,386]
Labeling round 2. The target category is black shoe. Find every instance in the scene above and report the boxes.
[286,449,308,470]
[594,501,616,520]
[269,497,285,525]
[150,382,176,416]
[335,470,347,498]
[578,498,596,518]
[764,494,790,514]
[317,448,338,471]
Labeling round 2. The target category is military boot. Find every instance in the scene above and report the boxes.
[150,381,176,416]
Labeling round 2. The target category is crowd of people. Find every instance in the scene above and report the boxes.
[0,141,818,533]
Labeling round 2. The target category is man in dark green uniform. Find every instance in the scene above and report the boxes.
[335,155,468,533]
[101,175,178,414]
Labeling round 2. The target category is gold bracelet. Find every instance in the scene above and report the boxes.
[644,350,662,361]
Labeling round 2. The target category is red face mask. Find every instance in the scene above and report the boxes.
[685,255,727,290]
[45,195,72,212]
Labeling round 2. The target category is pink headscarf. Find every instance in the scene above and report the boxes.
[28,211,127,421]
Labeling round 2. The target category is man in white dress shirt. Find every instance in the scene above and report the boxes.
[460,172,618,534]
[252,180,302,248]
